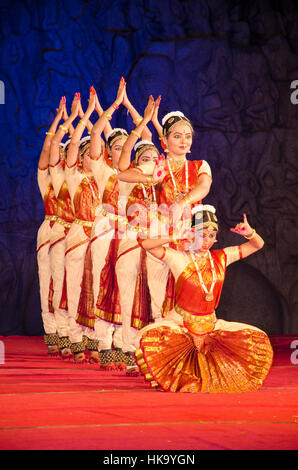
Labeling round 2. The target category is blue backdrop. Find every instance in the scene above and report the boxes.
[0,0,298,335]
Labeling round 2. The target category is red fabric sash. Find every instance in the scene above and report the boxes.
[48,276,54,314]
[95,237,122,325]
[76,241,96,329]
[44,183,57,216]
[131,248,152,330]
[161,271,176,318]
[59,268,68,311]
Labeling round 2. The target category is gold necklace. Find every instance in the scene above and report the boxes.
[168,157,187,167]
[190,250,217,302]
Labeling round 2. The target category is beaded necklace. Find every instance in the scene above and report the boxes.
[140,183,157,207]
[190,250,217,302]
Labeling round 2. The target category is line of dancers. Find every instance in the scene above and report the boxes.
[37,77,273,391]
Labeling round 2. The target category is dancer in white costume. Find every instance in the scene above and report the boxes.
[115,97,169,375]
[89,78,152,369]
[64,88,105,363]
[37,97,66,355]
[49,94,80,357]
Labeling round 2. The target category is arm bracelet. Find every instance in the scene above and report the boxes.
[103,112,112,120]
[133,117,143,125]
[244,228,256,240]
[131,130,141,139]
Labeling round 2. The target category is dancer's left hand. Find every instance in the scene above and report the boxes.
[230,213,253,237]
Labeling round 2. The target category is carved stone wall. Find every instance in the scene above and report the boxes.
[0,0,297,335]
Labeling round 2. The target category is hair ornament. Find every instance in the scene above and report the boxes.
[162,111,185,126]
[106,128,128,142]
[134,140,154,152]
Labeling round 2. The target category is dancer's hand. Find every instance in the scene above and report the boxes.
[122,86,131,108]
[115,76,126,107]
[152,153,167,182]
[76,93,85,118]
[152,95,161,124]
[70,93,80,118]
[86,86,96,112]
[230,213,253,237]
[143,95,155,123]
[56,96,66,119]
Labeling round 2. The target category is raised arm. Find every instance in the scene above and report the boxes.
[118,95,155,172]
[94,92,113,140]
[77,91,94,135]
[62,96,76,138]
[230,213,264,258]
[49,94,80,167]
[67,88,96,168]
[122,87,152,141]
[90,77,126,160]
[151,95,163,139]
[38,97,65,170]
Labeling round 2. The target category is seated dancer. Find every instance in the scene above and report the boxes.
[115,97,170,375]
[37,97,66,355]
[89,78,152,370]
[135,206,273,393]
[49,94,80,358]
[64,88,103,363]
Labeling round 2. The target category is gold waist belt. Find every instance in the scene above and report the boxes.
[102,209,150,235]
[127,223,149,235]
[175,304,216,335]
[56,217,72,228]
[73,218,94,228]
[102,209,127,224]
[45,215,57,221]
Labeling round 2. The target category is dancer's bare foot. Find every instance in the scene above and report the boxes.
[60,348,73,360]
[126,365,140,376]
[99,349,116,371]
[115,362,126,371]
[113,348,126,371]
[89,351,100,364]
[47,345,60,356]
[74,352,86,363]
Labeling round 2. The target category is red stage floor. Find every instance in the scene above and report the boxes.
[0,335,297,451]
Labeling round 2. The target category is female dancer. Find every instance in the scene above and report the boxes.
[88,78,127,369]
[89,79,156,370]
[37,97,65,355]
[153,103,213,315]
[135,206,273,393]
[115,97,170,375]
[49,94,80,357]
[64,88,102,363]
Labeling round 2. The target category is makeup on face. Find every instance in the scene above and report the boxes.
[166,122,193,156]
[137,150,159,165]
